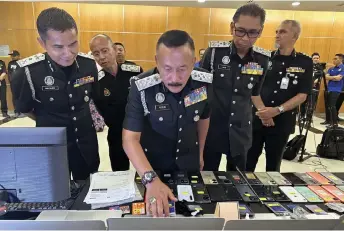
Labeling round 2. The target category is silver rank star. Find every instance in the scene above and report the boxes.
[248,83,253,89]
[222,56,230,64]
[155,92,165,103]
[84,96,89,102]
[293,80,298,85]
[194,115,200,122]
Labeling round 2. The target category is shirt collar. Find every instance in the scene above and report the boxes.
[230,41,254,59]
[45,53,79,73]
[273,49,297,59]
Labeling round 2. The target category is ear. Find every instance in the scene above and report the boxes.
[192,56,197,64]
[155,55,158,66]
[37,37,46,50]
[258,25,264,38]
[230,22,234,35]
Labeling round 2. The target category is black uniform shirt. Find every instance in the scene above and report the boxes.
[93,63,142,127]
[8,60,20,81]
[201,41,270,156]
[0,60,7,84]
[123,68,212,171]
[254,50,313,133]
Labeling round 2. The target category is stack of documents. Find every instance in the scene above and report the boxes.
[84,171,143,209]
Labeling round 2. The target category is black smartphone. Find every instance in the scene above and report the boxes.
[239,203,255,218]
[161,172,175,185]
[228,171,247,185]
[268,186,291,202]
[251,185,275,202]
[174,171,189,185]
[243,172,263,185]
[214,171,233,184]
[191,184,211,203]
[188,172,204,185]
[207,184,242,202]
[235,185,260,202]
[281,173,307,186]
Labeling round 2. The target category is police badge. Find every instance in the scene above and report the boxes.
[155,92,165,103]
[44,76,54,86]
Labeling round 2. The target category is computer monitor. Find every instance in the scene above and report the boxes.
[0,127,70,202]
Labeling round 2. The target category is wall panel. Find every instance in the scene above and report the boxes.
[294,11,334,37]
[168,7,210,34]
[209,8,236,35]
[332,12,344,38]
[124,5,167,33]
[79,4,123,32]
[262,10,294,37]
[0,2,34,30]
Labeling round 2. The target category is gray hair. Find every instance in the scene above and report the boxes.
[281,20,301,39]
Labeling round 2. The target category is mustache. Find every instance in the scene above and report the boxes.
[168,82,183,87]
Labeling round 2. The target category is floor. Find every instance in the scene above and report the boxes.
[1,113,343,173]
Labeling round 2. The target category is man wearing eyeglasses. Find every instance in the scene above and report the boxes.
[201,3,270,171]
[246,20,312,171]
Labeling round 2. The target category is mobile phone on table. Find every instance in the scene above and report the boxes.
[307,172,333,185]
[264,202,290,216]
[305,204,327,215]
[279,186,307,203]
[177,185,194,202]
[267,172,292,186]
[281,173,307,186]
[201,171,218,185]
[294,186,324,203]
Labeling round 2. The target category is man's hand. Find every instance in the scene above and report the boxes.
[145,178,177,217]
[334,76,342,81]
[200,154,204,170]
[261,118,275,127]
[256,107,280,120]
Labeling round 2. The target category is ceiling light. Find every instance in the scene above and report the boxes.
[198,0,206,3]
[292,2,300,6]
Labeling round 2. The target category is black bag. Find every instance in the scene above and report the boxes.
[283,135,306,160]
[316,127,344,160]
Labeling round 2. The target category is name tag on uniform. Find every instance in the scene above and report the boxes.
[155,104,170,111]
[184,86,207,107]
[286,67,305,73]
[74,76,94,88]
[218,64,230,71]
[42,86,59,91]
[280,77,289,89]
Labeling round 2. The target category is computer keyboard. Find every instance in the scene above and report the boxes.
[5,199,74,212]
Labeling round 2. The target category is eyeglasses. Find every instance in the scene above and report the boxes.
[234,25,261,38]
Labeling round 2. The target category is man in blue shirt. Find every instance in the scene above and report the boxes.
[194,48,205,67]
[322,54,344,125]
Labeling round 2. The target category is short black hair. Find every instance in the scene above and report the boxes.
[114,42,125,50]
[37,7,78,41]
[233,3,266,26]
[156,30,195,53]
[312,52,320,57]
[336,53,344,60]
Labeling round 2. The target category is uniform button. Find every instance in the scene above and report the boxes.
[73,117,76,121]
[75,128,78,132]
[85,90,88,94]
[71,106,75,110]
[271,101,275,103]
[250,77,254,81]
[176,157,178,160]
[220,74,224,77]
[230,124,232,127]
[196,142,198,145]
[76,139,78,143]
[277,81,280,84]
[178,140,181,143]
[69,94,72,98]
[159,117,163,121]
[179,128,182,132]
[238,64,242,68]
[231,113,234,116]
[279,72,282,75]
[68,81,70,85]
[144,148,148,152]
[274,90,277,93]
[176,149,179,153]
[237,76,240,80]
[179,101,182,104]
[248,121,251,125]
[49,97,54,102]
[282,62,285,65]
[195,110,199,114]
[234,89,238,92]
[179,115,182,119]
[295,76,298,79]
[232,101,236,104]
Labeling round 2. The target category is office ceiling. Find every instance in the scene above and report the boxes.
[72,1,344,12]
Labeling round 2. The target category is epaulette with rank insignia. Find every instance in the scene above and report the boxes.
[297,52,312,59]
[191,70,213,83]
[135,73,161,91]
[17,53,45,68]
[78,52,94,59]
[121,64,141,73]
[253,46,271,57]
[208,41,231,48]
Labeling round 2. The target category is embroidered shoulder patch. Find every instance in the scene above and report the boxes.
[135,74,161,91]
[17,53,45,68]
[253,46,271,57]
[78,52,94,59]
[121,64,141,73]
[208,41,231,48]
[191,70,213,83]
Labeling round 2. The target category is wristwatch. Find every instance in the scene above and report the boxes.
[141,171,158,186]
[277,105,285,114]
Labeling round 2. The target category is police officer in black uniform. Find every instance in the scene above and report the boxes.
[114,42,143,72]
[122,30,212,217]
[11,8,100,180]
[90,34,142,171]
[8,50,21,117]
[246,20,312,172]
[201,3,270,171]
